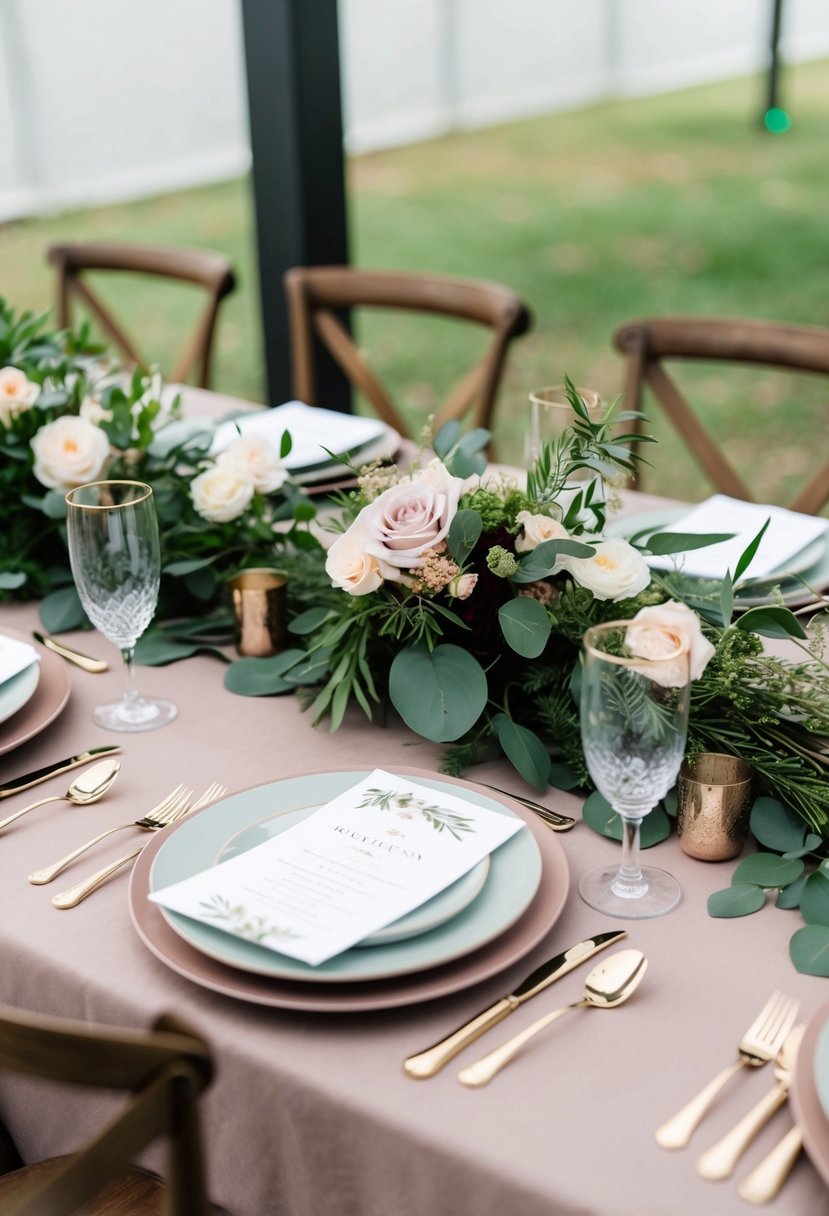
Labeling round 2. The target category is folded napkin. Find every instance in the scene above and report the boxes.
[647,494,829,581]
[209,401,388,471]
[0,635,40,687]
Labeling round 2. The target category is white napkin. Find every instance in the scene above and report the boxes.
[648,494,829,581]
[209,402,388,471]
[0,635,40,687]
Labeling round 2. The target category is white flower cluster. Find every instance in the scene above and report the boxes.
[190,435,287,524]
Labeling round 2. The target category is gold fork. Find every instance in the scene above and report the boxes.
[28,784,192,885]
[655,991,800,1150]
[51,783,227,910]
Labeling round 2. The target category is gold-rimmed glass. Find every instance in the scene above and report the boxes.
[65,480,176,732]
[578,619,691,919]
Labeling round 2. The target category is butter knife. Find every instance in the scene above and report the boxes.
[403,928,627,1079]
[32,632,109,673]
[476,781,576,831]
[0,746,121,799]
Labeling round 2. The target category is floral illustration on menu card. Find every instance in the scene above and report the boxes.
[357,787,476,841]
[197,893,304,945]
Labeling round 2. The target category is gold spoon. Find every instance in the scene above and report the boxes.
[458,948,648,1088]
[0,758,121,833]
[32,631,109,673]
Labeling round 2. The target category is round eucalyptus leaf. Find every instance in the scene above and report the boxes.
[491,714,550,790]
[790,923,829,977]
[135,633,228,667]
[498,597,551,659]
[736,606,808,641]
[733,853,805,890]
[776,873,809,910]
[548,762,582,791]
[749,797,806,853]
[388,644,487,743]
[0,571,26,589]
[224,649,308,696]
[581,792,671,848]
[800,871,829,926]
[708,884,767,918]
[39,586,86,633]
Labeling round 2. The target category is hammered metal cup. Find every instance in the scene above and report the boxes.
[676,753,754,861]
[228,568,287,657]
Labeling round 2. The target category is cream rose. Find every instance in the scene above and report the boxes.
[515,510,570,557]
[0,366,39,427]
[325,528,399,596]
[626,600,715,686]
[564,537,650,601]
[218,435,287,494]
[31,415,110,491]
[449,572,478,600]
[191,465,254,523]
[355,465,466,570]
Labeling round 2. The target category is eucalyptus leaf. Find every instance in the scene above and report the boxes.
[799,871,829,926]
[736,607,808,641]
[447,510,483,566]
[388,645,487,743]
[38,586,85,633]
[0,571,26,589]
[641,531,734,555]
[512,538,595,584]
[163,556,218,576]
[708,884,767,918]
[224,650,307,696]
[279,646,334,685]
[732,853,805,889]
[776,873,809,910]
[547,762,582,791]
[135,633,227,666]
[432,421,461,460]
[497,597,551,659]
[289,607,334,636]
[750,797,806,853]
[491,714,550,790]
[581,792,671,847]
[790,923,829,977]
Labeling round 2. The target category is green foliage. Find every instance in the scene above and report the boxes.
[497,596,551,658]
[580,790,672,847]
[389,645,488,743]
[491,714,550,790]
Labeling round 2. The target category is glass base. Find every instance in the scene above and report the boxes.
[579,863,681,920]
[92,696,177,734]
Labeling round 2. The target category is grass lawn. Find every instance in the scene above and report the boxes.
[3,60,828,504]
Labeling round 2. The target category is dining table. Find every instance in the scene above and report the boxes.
[1,395,828,1216]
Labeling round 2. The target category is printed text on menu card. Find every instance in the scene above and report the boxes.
[150,770,524,966]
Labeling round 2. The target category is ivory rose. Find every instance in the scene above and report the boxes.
[564,537,650,601]
[219,435,287,494]
[31,415,110,490]
[191,465,254,523]
[627,600,715,685]
[0,366,39,427]
[354,463,466,570]
[325,528,399,596]
[515,510,570,558]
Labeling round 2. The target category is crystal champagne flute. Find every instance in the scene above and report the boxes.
[65,480,176,732]
[578,619,690,918]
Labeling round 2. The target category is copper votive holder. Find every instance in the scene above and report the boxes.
[228,568,287,657]
[676,752,754,861]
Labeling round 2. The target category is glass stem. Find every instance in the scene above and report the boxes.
[121,646,140,708]
[619,815,643,884]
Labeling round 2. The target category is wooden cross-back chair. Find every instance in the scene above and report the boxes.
[613,316,829,514]
[0,1003,213,1216]
[47,241,236,389]
[284,266,532,454]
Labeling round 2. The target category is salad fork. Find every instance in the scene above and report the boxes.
[655,991,800,1149]
[28,784,192,885]
[51,782,226,909]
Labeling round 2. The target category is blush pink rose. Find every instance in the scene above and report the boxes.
[626,600,715,688]
[356,462,466,570]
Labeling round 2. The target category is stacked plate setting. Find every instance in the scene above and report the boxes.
[0,631,71,757]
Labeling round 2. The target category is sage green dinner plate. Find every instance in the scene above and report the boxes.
[0,660,40,727]
[151,770,542,984]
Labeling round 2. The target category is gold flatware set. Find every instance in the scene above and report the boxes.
[656,991,806,1205]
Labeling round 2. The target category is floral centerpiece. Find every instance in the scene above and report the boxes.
[0,298,315,645]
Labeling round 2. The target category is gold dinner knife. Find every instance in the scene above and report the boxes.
[32,631,109,673]
[0,746,121,799]
[403,928,627,1079]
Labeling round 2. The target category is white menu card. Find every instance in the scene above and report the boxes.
[647,494,829,580]
[0,635,39,688]
[150,770,525,966]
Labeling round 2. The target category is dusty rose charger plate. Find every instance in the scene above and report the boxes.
[129,766,570,1013]
[0,629,71,757]
[790,998,829,1189]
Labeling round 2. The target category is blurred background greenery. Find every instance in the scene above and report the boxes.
[2,60,828,505]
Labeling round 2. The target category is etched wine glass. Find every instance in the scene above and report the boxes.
[65,480,176,732]
[578,619,690,918]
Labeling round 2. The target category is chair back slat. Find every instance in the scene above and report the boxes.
[48,241,235,389]
[285,265,531,456]
[614,316,829,512]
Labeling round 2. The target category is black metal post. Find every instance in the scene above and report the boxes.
[764,0,785,123]
[240,0,351,409]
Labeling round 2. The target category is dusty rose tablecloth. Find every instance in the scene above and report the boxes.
[1,488,828,1216]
